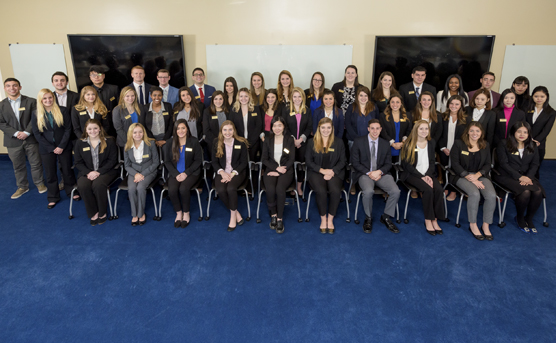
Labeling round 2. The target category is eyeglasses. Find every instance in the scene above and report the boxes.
[193,73,204,77]
[312,79,323,83]
[158,76,169,79]
[90,73,103,78]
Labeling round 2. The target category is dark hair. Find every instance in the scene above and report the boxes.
[352,86,375,115]
[4,78,20,86]
[172,119,192,163]
[192,67,205,76]
[342,65,360,87]
[506,121,535,155]
[309,72,325,96]
[88,65,106,74]
[384,92,408,122]
[261,89,278,113]
[268,116,288,140]
[495,89,517,111]
[528,86,552,113]
[441,74,468,104]
[209,90,228,114]
[319,89,340,118]
[442,95,467,125]
[511,76,530,97]
[461,121,487,150]
[223,77,238,109]
[51,71,68,82]
[482,72,495,80]
[372,71,397,102]
[470,88,492,110]
[412,66,427,74]
[367,118,380,127]
[173,87,201,121]
[150,86,163,95]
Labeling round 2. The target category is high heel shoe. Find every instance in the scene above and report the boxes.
[174,220,181,228]
[131,219,138,227]
[469,227,484,241]
[424,223,436,236]
[181,220,189,229]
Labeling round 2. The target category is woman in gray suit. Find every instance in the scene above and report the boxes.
[124,123,159,226]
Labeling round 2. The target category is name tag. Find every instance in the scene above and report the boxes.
[338,89,344,93]
[290,112,296,116]
[400,119,406,122]
[409,91,415,95]
[461,151,469,155]
[251,113,257,116]
[234,145,241,149]
[125,115,131,119]
[513,152,519,155]
[499,118,507,122]
[79,111,87,115]
[18,107,25,111]
[415,148,419,152]
[174,110,179,114]
[284,148,290,154]
[195,96,200,99]
[142,154,149,158]
[212,116,218,119]
[110,96,116,101]
[83,147,90,151]
[328,148,334,152]
[528,110,534,113]
[163,112,168,116]
[382,98,386,102]
[185,147,192,152]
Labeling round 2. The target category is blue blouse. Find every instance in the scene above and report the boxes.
[309,97,322,116]
[391,121,401,157]
[130,111,138,124]
[177,145,186,173]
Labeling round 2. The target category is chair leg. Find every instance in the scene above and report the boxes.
[114,189,121,217]
[305,190,314,222]
[206,189,214,220]
[295,190,302,222]
[107,190,114,220]
[69,188,76,219]
[395,203,400,223]
[244,189,251,220]
[149,187,157,219]
[403,191,411,223]
[343,190,350,223]
[501,193,509,221]
[159,189,166,220]
[256,190,264,222]
[455,194,464,227]
[543,198,548,227]
[443,191,448,220]
[354,192,361,224]
[195,189,203,221]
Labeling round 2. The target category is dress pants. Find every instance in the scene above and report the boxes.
[214,171,247,211]
[308,172,343,216]
[77,169,119,218]
[358,174,400,218]
[168,173,200,213]
[455,177,496,224]
[128,172,157,217]
[404,174,446,221]
[40,148,76,202]
[7,141,44,189]
[295,143,307,182]
[263,170,294,218]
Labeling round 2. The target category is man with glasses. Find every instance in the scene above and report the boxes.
[89,65,119,136]
[189,67,215,107]
[150,69,179,105]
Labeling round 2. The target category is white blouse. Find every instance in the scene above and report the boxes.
[533,108,543,124]
[274,143,283,165]
[416,143,429,175]
[132,141,144,163]
[473,108,485,122]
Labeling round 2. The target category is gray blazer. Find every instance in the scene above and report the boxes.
[0,95,37,147]
[124,141,159,177]
[112,105,146,147]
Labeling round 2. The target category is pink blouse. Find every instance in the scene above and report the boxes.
[224,140,234,174]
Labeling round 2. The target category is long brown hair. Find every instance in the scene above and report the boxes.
[412,91,438,123]
[224,77,238,107]
[401,120,431,165]
[442,95,467,125]
[277,70,294,103]
[215,120,248,158]
[352,86,375,115]
[82,119,108,153]
[461,121,487,150]
[209,91,228,115]
[172,119,192,163]
[249,72,266,106]
[173,87,201,121]
[308,72,325,96]
[470,88,492,110]
[383,93,408,122]
[261,89,278,113]
[75,86,107,118]
[313,117,335,154]
[372,71,397,102]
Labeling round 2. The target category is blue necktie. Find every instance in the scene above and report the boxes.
[415,87,420,100]
[139,85,144,105]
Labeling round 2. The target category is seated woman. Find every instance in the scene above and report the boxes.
[224,77,238,112]
[465,88,496,149]
[211,120,249,232]
[345,86,379,148]
[305,118,346,234]
[493,89,525,148]
[400,120,446,235]
[372,71,397,114]
[410,91,442,145]
[229,87,262,162]
[124,123,160,226]
[250,72,267,107]
[71,86,110,139]
[203,90,228,156]
[511,76,531,111]
[260,89,279,141]
[305,72,325,121]
[74,119,119,226]
[173,87,203,141]
[163,119,203,228]
[261,116,295,234]
[144,86,173,148]
[31,88,77,208]
[112,86,145,148]
[436,74,469,113]
[379,93,412,165]
[526,86,556,178]
[312,89,344,138]
[449,122,496,241]
[494,122,543,234]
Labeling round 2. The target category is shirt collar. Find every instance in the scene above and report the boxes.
[8,95,21,103]
[133,82,145,87]
[132,141,144,151]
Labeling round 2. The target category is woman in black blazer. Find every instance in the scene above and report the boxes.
[306,117,346,233]
[372,71,397,114]
[493,89,526,148]
[71,86,110,139]
[74,119,119,226]
[400,120,446,235]
[31,89,77,208]
[312,89,344,138]
[511,76,531,111]
[224,76,238,112]
[261,116,295,233]
[260,89,279,141]
[163,119,203,228]
[379,93,412,164]
[173,87,204,141]
[409,91,443,145]
[449,122,496,240]
[331,65,365,113]
[465,88,496,149]
[112,86,146,148]
[124,123,159,226]
[282,87,312,196]
[144,86,173,148]
[304,71,325,118]
[211,120,249,232]
[276,70,294,115]
[526,86,555,178]
[203,90,228,158]
[494,122,543,233]
[229,87,262,162]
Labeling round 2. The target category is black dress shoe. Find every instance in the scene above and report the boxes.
[131,220,138,227]
[435,228,443,235]
[174,220,181,228]
[363,217,373,233]
[139,218,146,226]
[468,227,484,241]
[90,218,98,226]
[380,214,399,233]
[181,220,189,228]
[227,225,236,232]
[276,220,284,234]
[237,218,245,226]
[270,216,278,230]
[47,201,58,209]
[97,216,107,225]
[424,223,436,236]
[484,233,493,241]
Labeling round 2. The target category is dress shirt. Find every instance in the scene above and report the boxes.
[274,143,283,164]
[132,141,144,164]
[446,116,457,151]
[472,108,485,121]
[224,140,233,174]
[160,85,170,102]
[133,82,147,104]
[55,91,68,107]
[416,143,429,175]
[533,107,543,124]
[367,135,379,172]
[149,103,165,139]
[242,112,248,139]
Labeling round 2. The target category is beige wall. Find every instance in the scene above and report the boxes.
[1,0,556,155]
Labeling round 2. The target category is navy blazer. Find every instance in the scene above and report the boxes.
[449,140,491,184]
[345,105,379,141]
[400,139,437,181]
[163,137,203,178]
[281,105,312,142]
[493,107,526,147]
[312,107,344,138]
[31,107,72,155]
[71,106,112,139]
[124,141,159,177]
[149,85,179,105]
[229,106,262,148]
[378,112,412,144]
[305,138,346,180]
[189,84,216,107]
[0,95,38,147]
[74,137,118,179]
[54,90,79,109]
[211,139,249,175]
[398,82,436,112]
[526,108,556,150]
[351,135,392,182]
[465,107,496,149]
[496,140,539,180]
[144,102,174,142]
[128,83,152,105]
[438,115,467,151]
[112,105,147,147]
[261,134,295,174]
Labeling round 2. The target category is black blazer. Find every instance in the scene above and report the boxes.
[31,107,72,155]
[378,112,412,143]
[331,82,366,110]
[399,82,436,112]
[281,105,312,142]
[124,141,160,177]
[464,107,496,149]
[202,107,227,149]
[408,111,443,145]
[305,138,346,180]
[449,140,491,184]
[438,115,467,151]
[0,95,38,147]
[371,89,389,114]
[261,134,295,174]
[351,135,392,182]
[229,106,262,148]
[112,105,147,147]
[400,139,437,181]
[493,107,526,147]
[74,137,118,179]
[92,83,119,113]
[163,137,203,178]
[496,140,539,180]
[526,108,556,150]
[211,139,249,175]
[172,101,204,141]
[71,106,112,139]
[127,83,152,105]
[54,90,79,109]
[144,102,174,141]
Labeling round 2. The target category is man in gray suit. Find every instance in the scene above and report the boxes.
[0,78,46,199]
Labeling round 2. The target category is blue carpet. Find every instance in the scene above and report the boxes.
[1,154,555,342]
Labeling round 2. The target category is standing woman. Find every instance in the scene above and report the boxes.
[345,86,379,148]
[174,87,203,141]
[112,86,145,148]
[400,120,446,235]
[465,88,496,149]
[32,89,77,208]
[372,71,397,114]
[261,116,295,233]
[493,89,525,147]
[511,76,531,111]
[436,74,468,113]
[74,119,119,226]
[450,122,496,240]
[163,119,203,228]
[331,65,364,113]
[223,77,238,112]
[71,86,110,139]
[281,87,312,196]
[211,121,249,232]
[410,91,442,145]
[260,89,279,141]
[124,123,159,226]
[229,87,262,162]
[379,93,412,164]
[494,122,543,233]
[306,118,346,233]
[144,86,173,148]
[313,89,344,138]
[203,90,228,156]
[276,70,294,114]
[526,86,556,178]
[305,72,325,119]
[250,72,267,107]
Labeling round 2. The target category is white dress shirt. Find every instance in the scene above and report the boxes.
[132,141,145,164]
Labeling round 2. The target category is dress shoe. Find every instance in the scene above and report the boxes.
[527,221,538,234]
[131,220,138,227]
[174,220,181,228]
[424,223,436,236]
[90,218,98,226]
[139,218,147,226]
[363,217,373,234]
[328,228,334,234]
[237,218,245,226]
[270,216,278,230]
[181,220,189,228]
[227,225,236,232]
[97,216,107,225]
[514,216,530,233]
[276,220,284,234]
[320,228,327,234]
[37,183,47,194]
[483,233,493,241]
[435,228,443,235]
[11,188,29,199]
[47,201,59,209]
[468,227,484,241]
[380,214,399,233]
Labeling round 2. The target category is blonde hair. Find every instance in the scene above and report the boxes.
[232,88,255,112]
[36,89,64,132]
[312,118,335,154]
[117,86,142,116]
[124,123,153,151]
[215,120,248,158]
[401,120,431,165]
[277,70,294,103]
[289,87,307,115]
[75,86,108,118]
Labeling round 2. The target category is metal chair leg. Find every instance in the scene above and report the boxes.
[256,190,264,222]
[149,187,157,219]
[305,190,314,222]
[354,191,362,224]
[403,191,411,223]
[244,189,251,220]
[206,189,214,220]
[455,194,464,227]
[69,187,76,219]
[343,190,350,223]
[294,190,302,222]
[107,190,114,220]
[158,189,166,220]
[195,189,203,221]
[114,189,121,217]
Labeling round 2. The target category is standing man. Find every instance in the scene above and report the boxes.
[467,72,501,108]
[189,67,215,107]
[351,119,401,234]
[150,69,179,105]
[399,66,436,112]
[128,65,151,106]
[89,65,119,137]
[0,78,46,199]
[52,72,79,109]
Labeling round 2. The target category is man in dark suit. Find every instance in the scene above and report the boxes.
[128,65,152,106]
[52,72,78,109]
[0,78,46,199]
[399,66,436,112]
[467,72,501,108]
[89,66,119,137]
[351,119,401,233]
[150,69,179,105]
[189,67,215,107]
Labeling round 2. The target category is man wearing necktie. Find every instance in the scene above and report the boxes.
[129,65,152,106]
[399,66,436,113]
[189,67,216,108]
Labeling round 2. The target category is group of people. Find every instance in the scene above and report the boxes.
[0,64,553,239]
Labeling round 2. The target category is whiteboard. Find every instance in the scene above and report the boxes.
[206,45,353,91]
[9,44,68,99]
